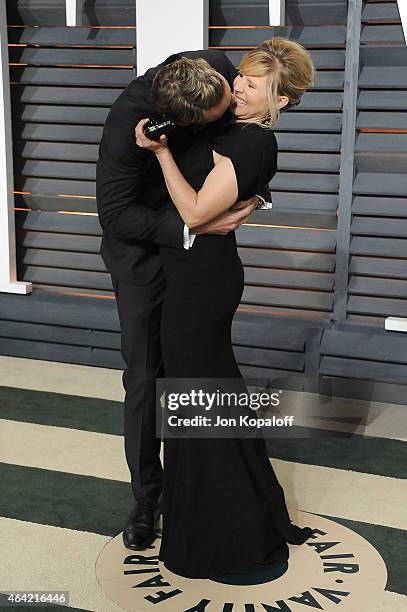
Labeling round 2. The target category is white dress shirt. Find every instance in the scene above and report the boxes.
[183,224,196,249]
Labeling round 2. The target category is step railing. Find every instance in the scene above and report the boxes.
[2,0,405,296]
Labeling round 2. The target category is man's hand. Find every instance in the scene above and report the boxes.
[193,196,258,235]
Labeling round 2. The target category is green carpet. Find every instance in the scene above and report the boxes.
[1,383,406,609]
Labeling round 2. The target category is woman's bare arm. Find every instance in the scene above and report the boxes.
[155,148,238,229]
[135,119,239,229]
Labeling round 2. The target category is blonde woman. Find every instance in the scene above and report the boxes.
[135,37,315,584]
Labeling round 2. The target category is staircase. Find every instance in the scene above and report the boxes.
[2,0,407,402]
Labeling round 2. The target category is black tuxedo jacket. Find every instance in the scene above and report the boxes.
[96,50,259,285]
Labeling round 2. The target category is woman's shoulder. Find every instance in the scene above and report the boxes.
[241,122,277,143]
[218,121,276,146]
[215,121,276,142]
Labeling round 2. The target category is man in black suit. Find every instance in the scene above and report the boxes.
[96,49,264,550]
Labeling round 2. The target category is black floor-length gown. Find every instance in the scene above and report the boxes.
[158,121,313,578]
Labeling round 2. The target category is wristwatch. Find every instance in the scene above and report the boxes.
[255,194,273,210]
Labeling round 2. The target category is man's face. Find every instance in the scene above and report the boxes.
[201,74,234,123]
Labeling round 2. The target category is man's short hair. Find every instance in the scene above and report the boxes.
[151,57,226,124]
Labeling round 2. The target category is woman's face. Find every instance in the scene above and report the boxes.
[232,72,269,122]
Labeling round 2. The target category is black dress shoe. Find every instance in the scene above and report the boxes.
[122,498,161,550]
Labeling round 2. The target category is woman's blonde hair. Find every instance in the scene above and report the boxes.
[152,57,225,124]
[239,37,315,128]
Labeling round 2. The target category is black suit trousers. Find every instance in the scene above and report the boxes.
[111,271,165,504]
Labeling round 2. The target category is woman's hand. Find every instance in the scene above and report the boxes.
[230,196,259,211]
[135,118,168,155]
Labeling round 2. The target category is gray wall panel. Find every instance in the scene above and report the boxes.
[209,25,346,46]
[6,1,136,26]
[2,1,407,405]
[11,84,123,106]
[15,194,97,213]
[13,123,103,143]
[7,24,136,44]
[349,4,407,328]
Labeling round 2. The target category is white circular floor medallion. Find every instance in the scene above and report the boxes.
[95,510,387,611]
